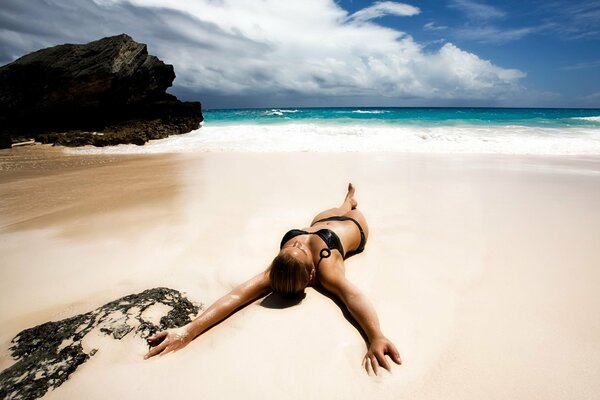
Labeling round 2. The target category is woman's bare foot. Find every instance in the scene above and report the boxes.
[344,183,358,210]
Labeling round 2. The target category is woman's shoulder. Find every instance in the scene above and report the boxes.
[315,251,345,277]
[315,253,348,294]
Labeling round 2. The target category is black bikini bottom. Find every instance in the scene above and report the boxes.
[312,216,367,258]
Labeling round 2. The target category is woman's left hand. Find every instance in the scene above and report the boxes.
[363,336,402,375]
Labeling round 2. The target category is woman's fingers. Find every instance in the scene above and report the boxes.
[364,355,377,375]
[161,344,178,356]
[148,331,165,341]
[363,355,370,373]
[364,344,401,375]
[370,355,379,375]
[376,350,391,371]
[389,344,402,365]
[147,331,167,344]
[144,340,168,359]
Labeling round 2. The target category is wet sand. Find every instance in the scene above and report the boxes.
[1,145,600,399]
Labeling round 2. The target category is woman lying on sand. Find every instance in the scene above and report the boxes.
[145,184,401,374]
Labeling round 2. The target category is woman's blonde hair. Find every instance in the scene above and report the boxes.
[268,252,311,297]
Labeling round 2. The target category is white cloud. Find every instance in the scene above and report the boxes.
[424,22,447,31]
[560,60,600,71]
[538,1,600,41]
[0,0,526,105]
[439,1,543,44]
[454,25,538,43]
[347,1,420,22]
[449,0,506,20]
[409,43,525,99]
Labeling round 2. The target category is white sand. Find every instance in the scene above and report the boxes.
[1,147,600,399]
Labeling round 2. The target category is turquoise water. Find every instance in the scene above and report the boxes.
[69,107,600,155]
[203,107,600,128]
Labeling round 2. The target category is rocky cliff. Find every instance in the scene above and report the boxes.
[0,34,203,148]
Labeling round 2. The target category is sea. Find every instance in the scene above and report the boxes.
[68,107,600,155]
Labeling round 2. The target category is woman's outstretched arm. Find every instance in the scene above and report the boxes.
[318,260,401,375]
[144,271,271,359]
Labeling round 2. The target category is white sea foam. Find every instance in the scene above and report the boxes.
[263,109,299,116]
[352,110,386,114]
[571,116,600,122]
[65,123,600,155]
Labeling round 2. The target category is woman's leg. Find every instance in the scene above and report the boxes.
[310,183,357,225]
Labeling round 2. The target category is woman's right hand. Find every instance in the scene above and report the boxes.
[144,326,192,359]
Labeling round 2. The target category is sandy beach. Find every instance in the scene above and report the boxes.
[1,145,600,399]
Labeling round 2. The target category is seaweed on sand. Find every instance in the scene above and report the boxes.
[0,287,201,400]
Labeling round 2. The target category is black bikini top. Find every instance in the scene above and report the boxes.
[280,228,345,260]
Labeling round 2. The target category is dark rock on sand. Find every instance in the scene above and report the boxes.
[0,288,202,400]
[0,34,203,149]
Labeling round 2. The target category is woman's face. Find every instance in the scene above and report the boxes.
[281,239,313,269]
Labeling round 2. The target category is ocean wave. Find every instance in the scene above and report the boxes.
[571,116,600,122]
[65,122,600,156]
[263,109,299,116]
[352,110,386,114]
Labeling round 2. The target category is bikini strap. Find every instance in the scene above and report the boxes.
[316,248,331,268]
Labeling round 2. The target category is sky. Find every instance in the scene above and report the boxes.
[0,0,599,108]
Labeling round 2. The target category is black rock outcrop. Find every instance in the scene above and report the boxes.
[0,34,203,148]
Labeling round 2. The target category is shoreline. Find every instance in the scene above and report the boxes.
[1,145,600,399]
[59,123,600,155]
